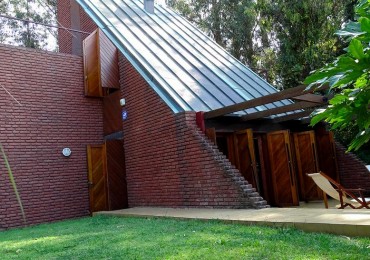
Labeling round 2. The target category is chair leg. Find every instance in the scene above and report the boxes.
[338,190,345,209]
[323,192,328,209]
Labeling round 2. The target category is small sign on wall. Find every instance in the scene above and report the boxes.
[122,110,128,121]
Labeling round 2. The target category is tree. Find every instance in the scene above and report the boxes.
[167,1,356,89]
[0,1,10,43]
[256,0,355,89]
[166,0,257,66]
[0,0,57,50]
[304,0,370,151]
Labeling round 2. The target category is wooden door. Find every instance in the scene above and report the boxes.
[234,129,258,190]
[254,134,270,203]
[205,128,217,144]
[103,91,123,136]
[267,130,299,207]
[315,130,339,181]
[216,133,237,166]
[87,144,108,212]
[294,131,322,201]
[106,140,128,210]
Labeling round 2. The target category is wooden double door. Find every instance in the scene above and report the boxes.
[266,130,339,206]
[266,130,299,207]
[87,140,128,213]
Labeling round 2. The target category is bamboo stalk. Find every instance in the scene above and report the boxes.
[0,144,27,224]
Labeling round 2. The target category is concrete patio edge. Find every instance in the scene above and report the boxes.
[94,207,370,237]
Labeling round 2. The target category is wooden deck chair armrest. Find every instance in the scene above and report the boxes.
[335,188,368,204]
[334,188,361,201]
[341,188,365,191]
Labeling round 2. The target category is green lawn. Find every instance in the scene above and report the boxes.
[0,216,369,259]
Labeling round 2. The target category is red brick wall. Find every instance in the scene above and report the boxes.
[119,54,267,209]
[335,142,370,196]
[0,44,103,229]
[80,6,97,35]
[57,0,72,54]
[57,0,97,55]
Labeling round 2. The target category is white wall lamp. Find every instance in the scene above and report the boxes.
[62,148,72,157]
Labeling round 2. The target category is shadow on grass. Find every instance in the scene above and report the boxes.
[0,216,369,259]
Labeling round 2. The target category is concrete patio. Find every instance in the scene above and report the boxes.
[95,204,370,237]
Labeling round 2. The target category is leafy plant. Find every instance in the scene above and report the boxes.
[305,0,370,151]
[0,144,26,224]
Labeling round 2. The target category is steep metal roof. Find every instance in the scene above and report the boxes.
[76,0,292,114]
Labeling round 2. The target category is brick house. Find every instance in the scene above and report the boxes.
[0,0,369,229]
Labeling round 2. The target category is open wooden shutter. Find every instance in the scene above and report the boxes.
[234,129,258,190]
[83,30,102,97]
[315,130,339,182]
[267,130,299,207]
[293,131,322,201]
[87,144,108,212]
[83,29,120,97]
[99,30,120,90]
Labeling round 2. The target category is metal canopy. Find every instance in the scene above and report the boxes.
[204,85,329,123]
[76,0,292,114]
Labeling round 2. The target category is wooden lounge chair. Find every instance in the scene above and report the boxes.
[307,172,370,209]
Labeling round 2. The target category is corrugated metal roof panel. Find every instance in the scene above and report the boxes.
[76,0,292,114]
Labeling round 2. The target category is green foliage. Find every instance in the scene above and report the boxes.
[256,0,354,88]
[0,144,26,224]
[333,124,370,163]
[167,1,356,89]
[166,0,257,66]
[0,0,57,50]
[1,216,369,259]
[305,0,370,151]
[0,2,10,42]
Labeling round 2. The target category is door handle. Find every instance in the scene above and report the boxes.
[88,181,94,187]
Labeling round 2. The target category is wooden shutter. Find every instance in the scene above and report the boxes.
[293,131,322,201]
[267,130,299,207]
[83,30,102,97]
[99,29,120,90]
[87,144,108,212]
[83,29,120,97]
[234,129,258,190]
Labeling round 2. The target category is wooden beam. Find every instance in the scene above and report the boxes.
[241,101,324,121]
[272,110,313,123]
[205,85,305,119]
[291,94,326,104]
[204,85,328,119]
[300,117,312,125]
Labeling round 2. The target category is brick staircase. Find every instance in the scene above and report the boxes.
[191,126,269,209]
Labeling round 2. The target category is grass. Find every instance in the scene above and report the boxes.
[0,216,369,259]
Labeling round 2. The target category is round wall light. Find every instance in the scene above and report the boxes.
[62,148,72,157]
